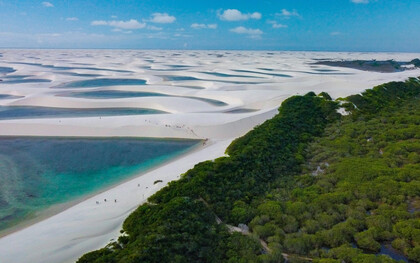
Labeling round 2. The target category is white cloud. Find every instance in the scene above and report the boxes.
[42,1,54,7]
[191,23,217,29]
[108,20,145,29]
[91,20,107,26]
[267,20,287,29]
[351,0,370,3]
[218,9,261,21]
[147,25,163,31]
[91,19,146,30]
[39,33,61,37]
[112,28,132,34]
[272,23,287,28]
[330,31,341,36]
[277,9,300,19]
[149,13,176,24]
[230,26,263,39]
[66,17,78,21]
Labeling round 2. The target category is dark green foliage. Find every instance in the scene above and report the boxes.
[345,77,420,118]
[225,233,264,263]
[318,92,332,101]
[411,59,420,67]
[243,77,420,262]
[314,59,420,73]
[355,229,382,252]
[78,77,420,263]
[149,92,339,225]
[81,197,230,263]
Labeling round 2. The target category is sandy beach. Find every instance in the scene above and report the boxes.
[0,50,420,263]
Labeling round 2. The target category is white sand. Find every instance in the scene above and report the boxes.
[0,50,420,263]
[0,139,232,263]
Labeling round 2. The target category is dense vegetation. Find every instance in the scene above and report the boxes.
[314,59,420,73]
[78,77,420,263]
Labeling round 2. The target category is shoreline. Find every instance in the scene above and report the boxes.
[0,138,203,239]
[0,138,233,263]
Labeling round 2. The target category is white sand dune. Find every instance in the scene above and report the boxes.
[0,50,420,263]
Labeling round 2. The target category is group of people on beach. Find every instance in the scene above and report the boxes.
[95,182,149,205]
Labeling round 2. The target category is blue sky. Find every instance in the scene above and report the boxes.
[0,0,419,51]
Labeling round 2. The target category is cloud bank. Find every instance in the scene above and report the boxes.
[191,23,217,29]
[91,19,146,30]
[230,26,263,39]
[42,2,54,8]
[149,13,176,24]
[218,9,261,21]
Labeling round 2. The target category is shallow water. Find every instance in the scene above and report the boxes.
[0,67,15,74]
[57,72,104,78]
[162,75,200,81]
[54,78,147,88]
[0,78,51,84]
[12,62,133,73]
[186,97,228,106]
[0,94,23,100]
[0,137,198,231]
[232,69,292,78]
[224,108,258,113]
[67,90,169,99]
[0,106,165,120]
[63,90,227,106]
[202,72,263,78]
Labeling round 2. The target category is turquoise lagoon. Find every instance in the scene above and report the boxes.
[0,106,165,120]
[0,137,198,232]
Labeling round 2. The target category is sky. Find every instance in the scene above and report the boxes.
[0,0,419,52]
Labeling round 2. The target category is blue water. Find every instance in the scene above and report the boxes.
[313,68,339,72]
[0,67,15,74]
[225,108,257,113]
[2,75,32,79]
[162,75,200,81]
[257,68,353,76]
[232,69,292,78]
[0,137,198,231]
[145,67,190,72]
[67,90,169,99]
[0,106,165,120]
[63,90,228,106]
[54,78,147,88]
[58,72,104,78]
[12,62,133,73]
[0,95,23,100]
[0,78,51,84]
[162,75,261,84]
[202,72,263,78]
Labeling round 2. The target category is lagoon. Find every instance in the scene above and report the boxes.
[0,137,198,232]
[0,106,165,120]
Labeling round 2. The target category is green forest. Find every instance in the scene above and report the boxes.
[78,77,420,263]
